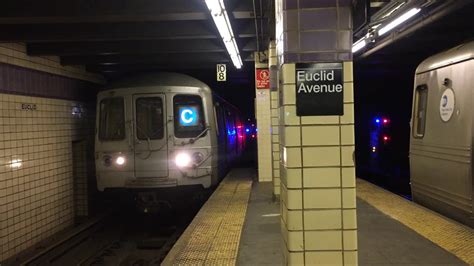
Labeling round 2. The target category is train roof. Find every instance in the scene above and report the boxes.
[103,72,211,93]
[416,41,474,74]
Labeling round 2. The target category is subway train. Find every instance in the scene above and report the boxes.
[95,73,245,210]
[410,41,474,227]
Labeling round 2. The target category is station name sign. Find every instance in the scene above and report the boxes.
[21,103,37,111]
[296,63,344,116]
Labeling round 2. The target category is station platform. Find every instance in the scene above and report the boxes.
[163,168,473,265]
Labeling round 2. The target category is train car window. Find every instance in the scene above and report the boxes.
[136,97,164,140]
[225,110,236,136]
[213,106,219,136]
[413,85,428,138]
[99,97,125,141]
[215,104,227,138]
[174,95,205,138]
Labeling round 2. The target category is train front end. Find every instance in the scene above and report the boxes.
[94,77,217,210]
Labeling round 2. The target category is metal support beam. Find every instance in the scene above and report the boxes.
[27,39,258,56]
[0,0,260,24]
[60,52,254,66]
[0,21,257,42]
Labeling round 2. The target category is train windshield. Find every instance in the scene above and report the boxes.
[99,97,125,141]
[136,97,164,140]
[174,94,205,138]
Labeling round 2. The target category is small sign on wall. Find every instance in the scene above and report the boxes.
[217,64,226,82]
[256,68,270,89]
[21,103,37,111]
[295,63,344,116]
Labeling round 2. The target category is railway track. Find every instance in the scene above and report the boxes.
[11,195,205,266]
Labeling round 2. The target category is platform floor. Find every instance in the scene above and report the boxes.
[164,169,473,265]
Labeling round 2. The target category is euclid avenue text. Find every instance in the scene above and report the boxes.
[297,70,343,94]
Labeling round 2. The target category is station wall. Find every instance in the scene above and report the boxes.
[0,43,102,261]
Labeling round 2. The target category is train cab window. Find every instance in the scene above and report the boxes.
[173,95,205,138]
[136,97,164,140]
[413,85,428,138]
[99,97,125,141]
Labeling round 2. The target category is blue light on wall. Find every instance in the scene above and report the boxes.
[179,106,199,126]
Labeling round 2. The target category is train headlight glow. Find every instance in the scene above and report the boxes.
[175,153,192,168]
[115,156,126,166]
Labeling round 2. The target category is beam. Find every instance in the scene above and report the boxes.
[61,52,254,66]
[62,53,229,66]
[27,39,258,56]
[86,63,220,73]
[85,57,255,74]
[27,40,226,56]
[0,0,260,24]
[0,21,257,42]
[0,12,261,24]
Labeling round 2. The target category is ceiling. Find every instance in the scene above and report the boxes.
[0,0,271,78]
[1,0,472,80]
[354,0,474,72]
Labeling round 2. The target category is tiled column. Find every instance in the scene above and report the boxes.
[276,1,357,265]
[269,41,281,196]
[255,51,272,182]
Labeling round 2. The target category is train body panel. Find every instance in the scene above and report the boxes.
[95,73,243,197]
[410,42,474,226]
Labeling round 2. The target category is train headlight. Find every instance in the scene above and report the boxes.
[115,156,126,166]
[175,153,192,168]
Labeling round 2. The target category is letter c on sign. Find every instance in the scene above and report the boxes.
[181,109,194,124]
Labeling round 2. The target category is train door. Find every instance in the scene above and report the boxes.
[133,94,169,178]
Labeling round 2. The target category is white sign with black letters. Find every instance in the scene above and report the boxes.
[295,63,344,116]
[217,64,226,82]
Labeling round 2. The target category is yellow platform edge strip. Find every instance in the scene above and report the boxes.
[163,175,252,266]
[356,178,474,265]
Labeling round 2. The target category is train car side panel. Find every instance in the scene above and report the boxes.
[410,43,474,226]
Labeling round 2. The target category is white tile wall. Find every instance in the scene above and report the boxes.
[0,93,94,261]
[279,61,357,265]
[255,52,273,182]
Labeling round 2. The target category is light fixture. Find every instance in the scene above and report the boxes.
[352,38,367,53]
[9,159,22,169]
[378,8,421,36]
[205,0,243,69]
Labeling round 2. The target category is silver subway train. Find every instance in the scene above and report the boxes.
[95,73,245,209]
[410,41,474,227]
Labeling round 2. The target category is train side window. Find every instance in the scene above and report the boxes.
[413,85,428,138]
[136,97,164,140]
[99,97,125,141]
[214,106,219,136]
[174,94,205,138]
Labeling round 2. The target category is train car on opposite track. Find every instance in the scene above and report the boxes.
[410,41,474,227]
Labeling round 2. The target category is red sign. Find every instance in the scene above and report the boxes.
[256,68,270,89]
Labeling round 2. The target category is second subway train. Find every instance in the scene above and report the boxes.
[95,73,245,209]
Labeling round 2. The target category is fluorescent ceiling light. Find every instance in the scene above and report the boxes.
[378,7,421,36]
[352,38,367,53]
[205,0,243,69]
